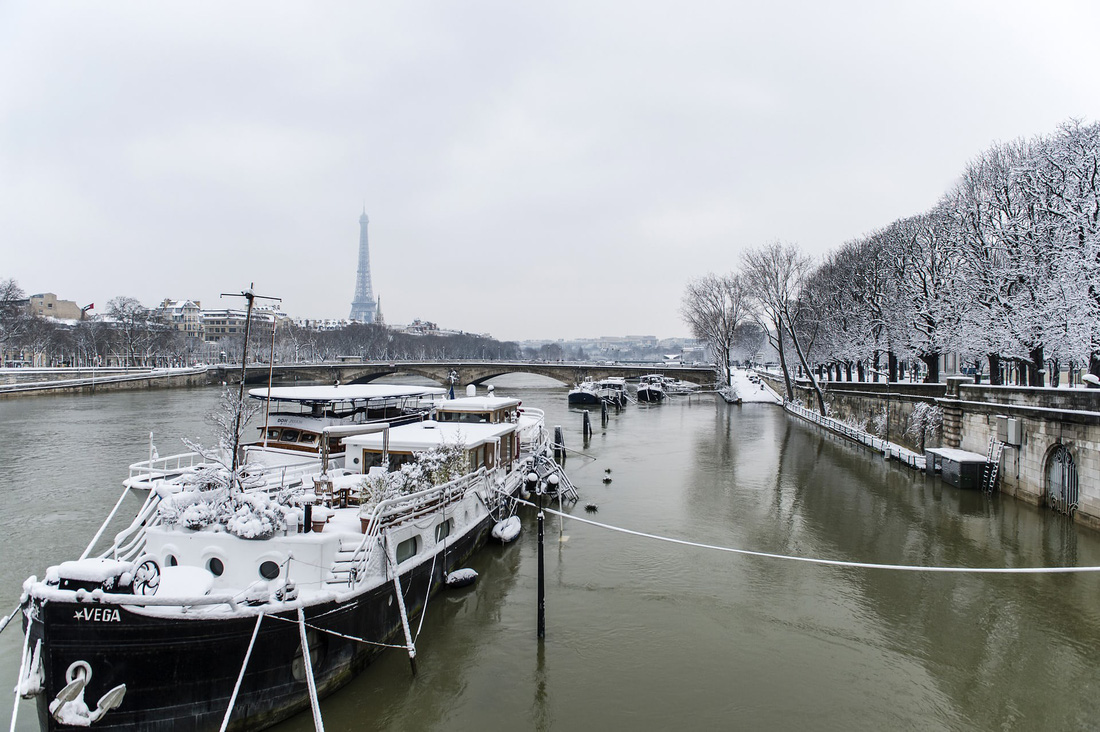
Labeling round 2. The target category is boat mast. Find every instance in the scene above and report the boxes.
[221,284,281,485]
[262,312,278,448]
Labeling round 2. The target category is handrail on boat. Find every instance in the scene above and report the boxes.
[343,467,495,589]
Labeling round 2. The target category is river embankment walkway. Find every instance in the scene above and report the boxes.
[755,368,1100,531]
[0,366,209,398]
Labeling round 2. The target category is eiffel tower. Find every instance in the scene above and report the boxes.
[348,210,377,323]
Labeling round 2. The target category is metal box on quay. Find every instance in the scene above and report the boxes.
[996,415,1022,446]
[925,447,989,491]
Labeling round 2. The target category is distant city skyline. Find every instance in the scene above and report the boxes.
[3,3,1099,341]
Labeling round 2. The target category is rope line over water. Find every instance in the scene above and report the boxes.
[511,496,1100,575]
[266,613,408,649]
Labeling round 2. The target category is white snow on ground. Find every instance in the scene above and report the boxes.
[732,369,782,404]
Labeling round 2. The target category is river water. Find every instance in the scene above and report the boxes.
[3,379,1100,731]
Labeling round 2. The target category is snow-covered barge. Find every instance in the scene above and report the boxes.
[16,392,563,731]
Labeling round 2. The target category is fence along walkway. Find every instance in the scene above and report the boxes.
[783,400,927,471]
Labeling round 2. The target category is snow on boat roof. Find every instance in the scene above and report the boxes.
[344,420,516,451]
[249,385,446,402]
[436,396,521,412]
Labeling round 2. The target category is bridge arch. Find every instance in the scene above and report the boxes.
[224,361,717,388]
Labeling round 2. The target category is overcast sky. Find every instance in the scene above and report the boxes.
[2,2,1099,342]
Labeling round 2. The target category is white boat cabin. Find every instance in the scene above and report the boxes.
[433,395,522,425]
[247,384,445,455]
[343,419,520,476]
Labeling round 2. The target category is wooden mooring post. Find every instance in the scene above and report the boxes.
[582,410,592,442]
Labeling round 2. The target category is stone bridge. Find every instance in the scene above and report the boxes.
[209,360,718,388]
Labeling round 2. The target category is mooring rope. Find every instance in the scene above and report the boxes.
[265,614,407,649]
[508,495,1100,574]
[0,601,22,637]
[9,613,31,732]
[219,614,264,732]
[296,608,325,731]
[79,484,136,559]
[413,549,438,642]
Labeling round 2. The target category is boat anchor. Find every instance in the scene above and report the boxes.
[49,661,127,725]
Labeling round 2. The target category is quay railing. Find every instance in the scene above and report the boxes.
[784,400,926,471]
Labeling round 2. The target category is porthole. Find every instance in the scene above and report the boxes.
[259,561,280,580]
[208,557,224,577]
[396,536,419,564]
[165,554,178,567]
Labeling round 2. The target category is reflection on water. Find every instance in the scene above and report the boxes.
[4,383,1100,731]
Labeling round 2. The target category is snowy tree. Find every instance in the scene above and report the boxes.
[0,278,28,363]
[886,209,963,383]
[742,242,826,412]
[105,296,155,367]
[679,272,749,386]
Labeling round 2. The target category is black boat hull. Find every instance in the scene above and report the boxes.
[26,516,496,731]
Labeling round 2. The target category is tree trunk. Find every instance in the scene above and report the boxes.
[845,361,852,381]
[920,352,940,384]
[786,318,827,415]
[1028,346,1044,387]
[988,353,1003,385]
[887,352,898,382]
[1089,353,1100,388]
[856,361,865,382]
[776,329,793,401]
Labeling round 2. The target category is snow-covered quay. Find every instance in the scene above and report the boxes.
[758,369,1100,530]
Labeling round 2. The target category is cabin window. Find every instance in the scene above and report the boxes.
[265,428,280,440]
[281,429,300,442]
[439,411,489,424]
[388,453,414,472]
[298,433,317,445]
[361,451,385,471]
[259,561,280,580]
[208,557,224,577]
[435,520,453,542]
[395,536,418,564]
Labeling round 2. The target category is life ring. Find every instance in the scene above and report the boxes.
[132,558,160,596]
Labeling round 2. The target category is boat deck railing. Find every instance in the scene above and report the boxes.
[127,451,323,493]
[517,407,547,453]
[126,451,208,487]
[341,468,496,590]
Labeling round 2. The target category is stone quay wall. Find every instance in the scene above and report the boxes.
[0,368,209,399]
[941,377,1100,529]
[759,370,1100,530]
[758,373,946,453]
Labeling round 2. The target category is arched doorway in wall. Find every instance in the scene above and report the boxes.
[1046,443,1079,515]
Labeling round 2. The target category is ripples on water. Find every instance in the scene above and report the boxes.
[4,379,1100,731]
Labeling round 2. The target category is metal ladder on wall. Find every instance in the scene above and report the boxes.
[982,438,1005,494]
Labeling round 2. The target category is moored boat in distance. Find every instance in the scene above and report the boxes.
[635,374,666,403]
[568,377,628,407]
[567,379,600,405]
[17,389,566,731]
